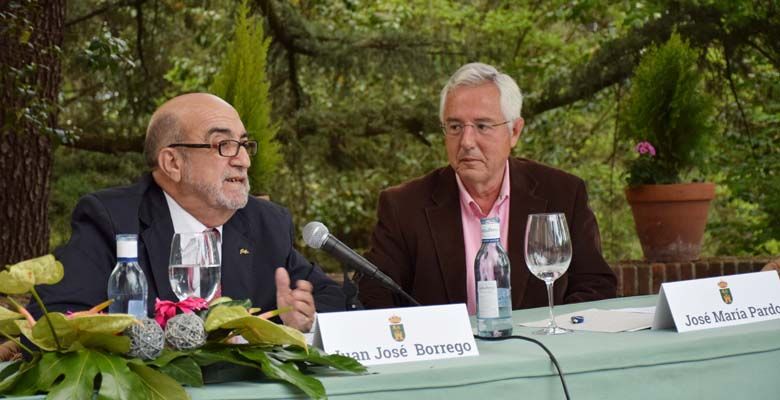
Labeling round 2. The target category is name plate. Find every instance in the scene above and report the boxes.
[652,271,780,332]
[312,304,478,366]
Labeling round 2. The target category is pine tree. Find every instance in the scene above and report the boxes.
[210,0,280,194]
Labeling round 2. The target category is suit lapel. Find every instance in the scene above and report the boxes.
[138,176,177,301]
[507,158,548,304]
[138,177,255,302]
[220,210,253,300]
[425,167,467,304]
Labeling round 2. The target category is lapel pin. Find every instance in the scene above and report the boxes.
[239,248,250,255]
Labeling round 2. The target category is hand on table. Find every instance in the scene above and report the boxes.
[275,267,316,332]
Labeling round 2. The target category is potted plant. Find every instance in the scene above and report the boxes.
[621,33,716,262]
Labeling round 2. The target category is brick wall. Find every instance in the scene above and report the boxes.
[612,257,775,297]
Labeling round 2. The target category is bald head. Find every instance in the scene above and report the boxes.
[144,93,239,168]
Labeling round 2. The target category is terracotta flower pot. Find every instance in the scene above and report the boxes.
[625,182,716,262]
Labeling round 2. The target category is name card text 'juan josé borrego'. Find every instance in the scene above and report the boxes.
[312,304,478,366]
[652,271,780,333]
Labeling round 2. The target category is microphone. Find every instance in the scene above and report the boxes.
[303,221,420,306]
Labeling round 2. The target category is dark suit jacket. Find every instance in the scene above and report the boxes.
[30,174,344,318]
[359,157,617,309]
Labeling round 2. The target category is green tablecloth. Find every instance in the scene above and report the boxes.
[4,295,780,399]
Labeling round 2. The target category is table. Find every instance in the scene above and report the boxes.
[5,295,780,399]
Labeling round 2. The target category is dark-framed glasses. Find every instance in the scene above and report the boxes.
[441,121,511,137]
[168,139,258,157]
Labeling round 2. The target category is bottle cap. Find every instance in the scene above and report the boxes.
[479,217,500,240]
[116,234,138,259]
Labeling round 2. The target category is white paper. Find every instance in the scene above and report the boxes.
[518,308,654,333]
[614,306,656,314]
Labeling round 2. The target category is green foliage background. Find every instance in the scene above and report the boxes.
[209,0,281,193]
[48,0,780,271]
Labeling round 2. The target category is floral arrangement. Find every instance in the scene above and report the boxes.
[621,33,714,187]
[0,255,365,399]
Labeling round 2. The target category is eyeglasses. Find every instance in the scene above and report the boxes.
[168,139,258,157]
[441,121,511,137]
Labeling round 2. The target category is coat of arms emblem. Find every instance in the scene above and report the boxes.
[718,280,733,304]
[388,315,405,342]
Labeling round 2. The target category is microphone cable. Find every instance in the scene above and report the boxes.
[474,334,570,400]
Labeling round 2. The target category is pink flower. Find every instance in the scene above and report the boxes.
[154,300,178,328]
[635,141,656,156]
[178,297,209,312]
[154,297,209,328]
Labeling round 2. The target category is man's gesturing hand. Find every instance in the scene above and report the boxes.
[275,267,316,332]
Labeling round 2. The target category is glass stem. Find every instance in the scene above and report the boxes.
[546,280,557,329]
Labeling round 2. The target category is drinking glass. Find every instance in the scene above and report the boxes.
[168,231,221,301]
[524,213,572,335]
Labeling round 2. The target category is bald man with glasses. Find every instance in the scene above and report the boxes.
[30,93,345,331]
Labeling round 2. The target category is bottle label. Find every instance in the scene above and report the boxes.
[477,280,499,318]
[479,217,500,241]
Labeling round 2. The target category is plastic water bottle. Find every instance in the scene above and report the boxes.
[107,234,148,318]
[475,217,513,337]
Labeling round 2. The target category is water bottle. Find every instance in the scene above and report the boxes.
[475,217,513,337]
[107,234,148,318]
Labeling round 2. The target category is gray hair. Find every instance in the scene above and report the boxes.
[439,62,523,123]
[144,112,185,168]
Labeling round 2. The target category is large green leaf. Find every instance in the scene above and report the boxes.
[6,349,190,399]
[4,350,151,400]
[34,351,98,400]
[146,349,188,368]
[238,349,325,400]
[7,353,50,395]
[128,362,190,400]
[76,331,131,354]
[157,356,203,387]
[269,346,367,373]
[0,306,23,336]
[70,313,137,334]
[0,255,64,294]
[190,346,258,368]
[19,312,136,352]
[231,317,306,348]
[0,267,35,295]
[28,313,76,351]
[91,351,145,400]
[22,254,64,285]
[203,304,250,331]
[0,360,23,392]
[204,305,306,348]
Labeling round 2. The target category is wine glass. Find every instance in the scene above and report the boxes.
[168,231,221,301]
[524,213,572,335]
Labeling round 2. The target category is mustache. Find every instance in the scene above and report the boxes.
[223,170,249,180]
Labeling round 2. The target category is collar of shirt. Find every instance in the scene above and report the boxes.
[455,159,511,217]
[163,191,224,237]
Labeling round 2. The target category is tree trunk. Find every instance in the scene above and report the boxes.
[0,0,65,267]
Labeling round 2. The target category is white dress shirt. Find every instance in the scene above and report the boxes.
[162,191,223,237]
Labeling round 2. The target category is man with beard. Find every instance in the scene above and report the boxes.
[32,93,344,331]
[358,63,616,312]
